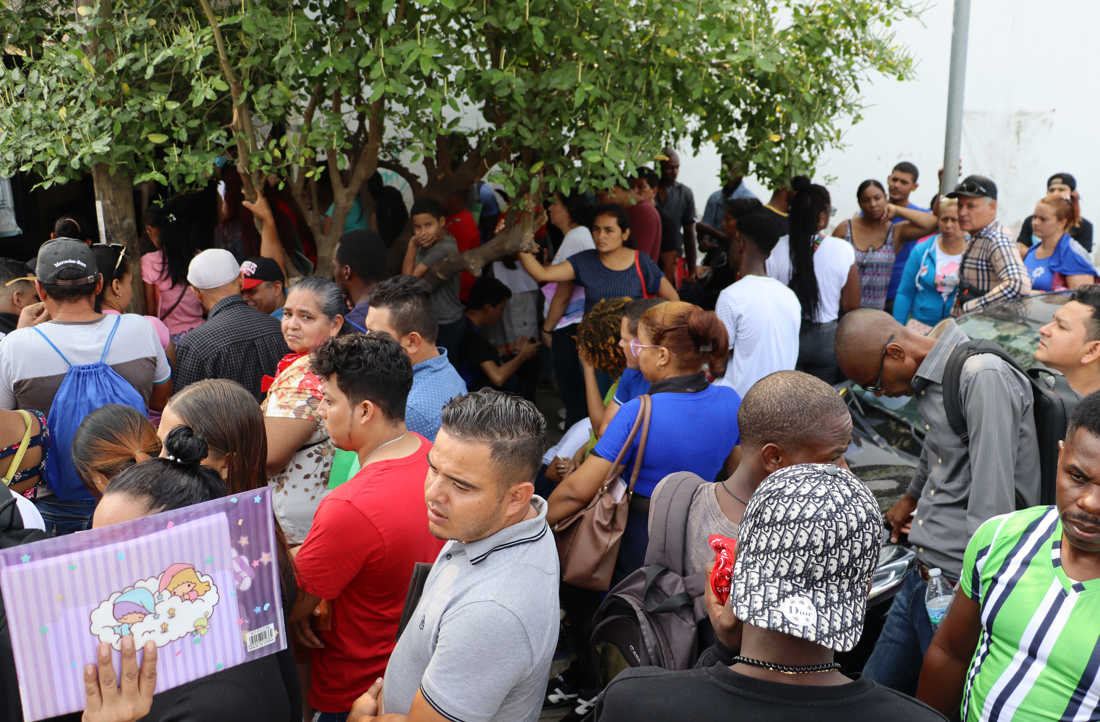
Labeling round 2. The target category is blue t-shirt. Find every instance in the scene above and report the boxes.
[1023,234,1097,292]
[613,368,650,406]
[324,198,369,232]
[406,350,467,442]
[886,201,932,301]
[568,250,663,317]
[594,383,741,498]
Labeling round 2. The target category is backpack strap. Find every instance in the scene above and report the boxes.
[100,315,122,363]
[942,339,1023,444]
[1,411,34,487]
[642,472,709,574]
[31,327,72,367]
[641,563,694,614]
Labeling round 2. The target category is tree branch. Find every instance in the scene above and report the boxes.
[423,207,546,291]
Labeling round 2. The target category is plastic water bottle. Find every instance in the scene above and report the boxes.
[925,568,953,632]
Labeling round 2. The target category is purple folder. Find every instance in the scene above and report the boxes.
[0,488,286,721]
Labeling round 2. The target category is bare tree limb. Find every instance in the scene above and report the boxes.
[422,207,546,291]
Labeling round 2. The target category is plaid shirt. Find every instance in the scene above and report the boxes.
[174,294,289,402]
[953,219,1031,315]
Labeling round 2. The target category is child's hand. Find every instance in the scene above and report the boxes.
[414,232,437,249]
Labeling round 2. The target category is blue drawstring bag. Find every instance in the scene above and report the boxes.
[33,315,147,501]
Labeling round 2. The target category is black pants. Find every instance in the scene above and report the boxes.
[552,324,587,430]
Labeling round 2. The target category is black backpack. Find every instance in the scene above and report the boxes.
[588,472,714,686]
[942,339,1079,508]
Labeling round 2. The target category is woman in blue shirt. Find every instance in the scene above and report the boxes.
[892,198,967,330]
[518,203,679,318]
[547,302,741,585]
[1023,193,1097,292]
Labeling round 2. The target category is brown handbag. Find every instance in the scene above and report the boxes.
[552,394,652,591]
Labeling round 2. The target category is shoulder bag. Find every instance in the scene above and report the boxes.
[553,394,652,591]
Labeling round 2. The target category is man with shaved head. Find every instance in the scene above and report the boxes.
[651,369,854,583]
[834,310,1040,695]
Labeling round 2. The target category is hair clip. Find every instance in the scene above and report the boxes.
[166,454,178,463]
[699,344,713,353]
[167,213,177,223]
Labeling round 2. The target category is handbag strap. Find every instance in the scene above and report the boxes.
[634,252,652,299]
[627,394,652,493]
[2,410,34,487]
[602,394,648,489]
[159,282,189,321]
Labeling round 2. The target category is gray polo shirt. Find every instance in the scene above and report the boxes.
[906,319,1040,577]
[655,181,697,251]
[382,496,559,722]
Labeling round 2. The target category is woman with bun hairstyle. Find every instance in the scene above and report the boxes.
[1023,193,1098,292]
[547,301,742,583]
[157,379,302,716]
[767,176,861,383]
[72,404,161,497]
[83,425,294,722]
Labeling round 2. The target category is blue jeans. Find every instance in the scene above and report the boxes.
[863,569,937,696]
[312,712,349,722]
[34,497,97,536]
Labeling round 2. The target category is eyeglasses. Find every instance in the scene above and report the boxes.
[629,337,677,357]
[864,334,895,395]
[92,243,126,273]
[3,275,35,287]
[828,206,837,217]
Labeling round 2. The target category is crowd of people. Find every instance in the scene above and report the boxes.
[0,152,1098,722]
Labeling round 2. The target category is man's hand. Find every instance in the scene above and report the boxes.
[242,195,275,223]
[518,339,541,361]
[348,678,384,722]
[82,638,157,722]
[704,561,743,652]
[512,335,530,353]
[884,492,918,543]
[294,617,325,649]
[16,302,49,329]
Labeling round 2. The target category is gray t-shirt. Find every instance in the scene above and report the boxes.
[382,497,559,722]
[0,314,171,416]
[649,477,739,578]
[417,233,464,325]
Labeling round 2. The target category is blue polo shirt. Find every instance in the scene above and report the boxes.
[406,349,467,442]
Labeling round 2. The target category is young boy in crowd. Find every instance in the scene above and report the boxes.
[402,198,465,357]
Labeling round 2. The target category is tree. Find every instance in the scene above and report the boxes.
[2,0,920,282]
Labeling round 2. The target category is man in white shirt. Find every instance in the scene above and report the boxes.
[715,212,801,398]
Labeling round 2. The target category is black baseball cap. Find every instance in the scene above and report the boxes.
[35,239,98,285]
[240,256,285,289]
[1047,173,1077,192]
[946,174,998,200]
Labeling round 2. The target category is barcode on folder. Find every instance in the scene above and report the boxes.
[247,623,276,652]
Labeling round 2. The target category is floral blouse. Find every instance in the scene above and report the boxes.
[261,354,334,545]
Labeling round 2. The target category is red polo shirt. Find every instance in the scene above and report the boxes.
[446,209,481,302]
[295,433,444,712]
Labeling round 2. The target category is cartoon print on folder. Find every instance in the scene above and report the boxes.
[89,562,220,650]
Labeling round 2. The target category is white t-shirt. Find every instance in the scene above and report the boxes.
[934,240,963,296]
[714,275,801,398]
[491,261,539,294]
[545,226,597,331]
[765,235,855,324]
[553,226,595,265]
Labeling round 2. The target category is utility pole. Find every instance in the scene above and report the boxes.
[941,0,971,195]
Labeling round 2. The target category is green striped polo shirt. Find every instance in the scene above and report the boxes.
[960,506,1100,722]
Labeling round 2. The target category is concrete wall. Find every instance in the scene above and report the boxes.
[673,0,1100,240]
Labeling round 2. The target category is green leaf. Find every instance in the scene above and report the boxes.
[147,133,169,144]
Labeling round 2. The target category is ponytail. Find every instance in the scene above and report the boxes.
[1040,192,1082,231]
[73,405,162,498]
[788,175,830,321]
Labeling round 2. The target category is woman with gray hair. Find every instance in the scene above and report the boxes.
[261,275,346,543]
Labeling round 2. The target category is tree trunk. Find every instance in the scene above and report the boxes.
[90,165,143,314]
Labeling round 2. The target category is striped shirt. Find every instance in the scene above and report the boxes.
[845,222,895,311]
[960,506,1100,722]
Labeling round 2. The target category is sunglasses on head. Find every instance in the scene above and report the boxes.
[955,181,991,197]
[92,242,126,273]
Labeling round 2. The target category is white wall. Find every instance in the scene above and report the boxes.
[673,0,1100,239]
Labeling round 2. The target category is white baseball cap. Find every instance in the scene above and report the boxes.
[187,249,242,290]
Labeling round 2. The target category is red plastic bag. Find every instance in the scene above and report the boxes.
[708,534,737,606]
